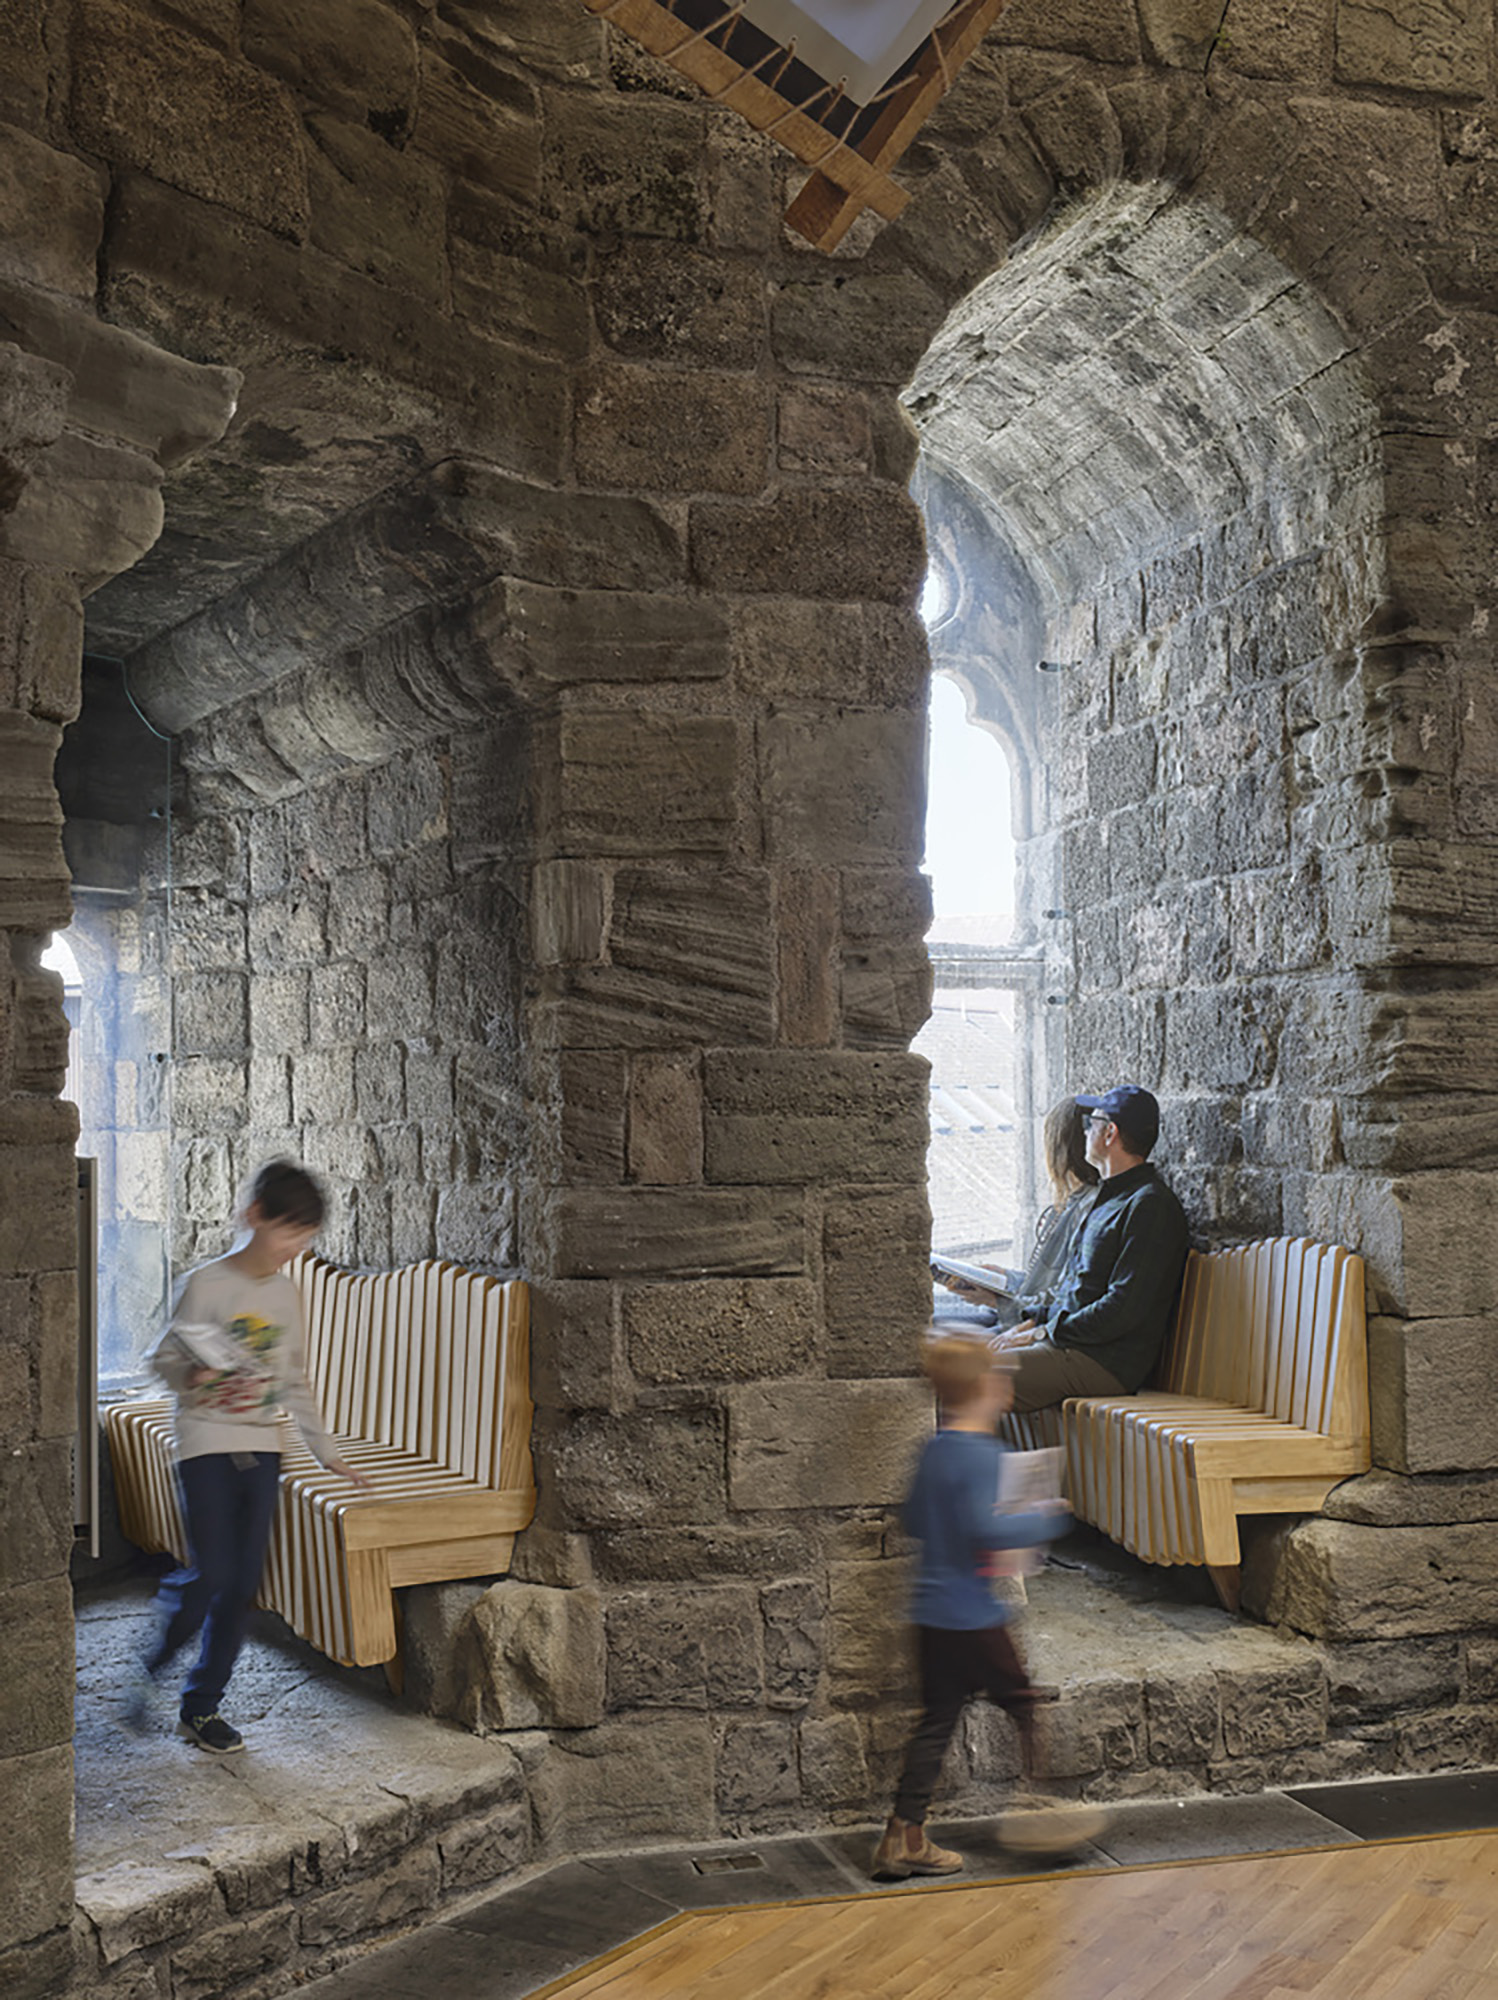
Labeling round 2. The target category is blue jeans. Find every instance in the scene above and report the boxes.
[148,1452,280,1716]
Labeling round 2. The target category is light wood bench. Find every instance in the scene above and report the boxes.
[104,1254,534,1675]
[1004,1237,1370,1611]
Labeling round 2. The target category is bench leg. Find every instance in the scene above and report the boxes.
[1207,1565,1242,1613]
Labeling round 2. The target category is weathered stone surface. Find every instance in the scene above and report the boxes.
[412,30,541,203]
[399,1579,489,1719]
[758,708,925,866]
[0,1744,72,1951]
[296,1849,440,1947]
[704,1049,929,1186]
[733,600,929,708]
[576,365,772,494]
[1219,1663,1328,1756]
[244,0,418,128]
[437,1802,529,1893]
[826,1557,917,1705]
[1322,1636,1461,1719]
[728,1380,931,1510]
[798,1715,870,1811]
[823,1188,933,1379]
[531,1716,717,1854]
[775,867,839,1047]
[543,89,706,241]
[486,580,732,687]
[1324,1467,1498,1526]
[762,1578,823,1710]
[528,1280,627,1413]
[771,272,943,384]
[692,489,926,604]
[460,1582,606,1730]
[606,1585,761,1709]
[532,860,607,966]
[75,1856,220,1965]
[0,129,103,299]
[0,1575,71,1758]
[1034,1677,1146,1778]
[593,240,765,367]
[304,115,446,301]
[556,1049,627,1185]
[626,1052,702,1186]
[169,1907,297,2000]
[544,1407,727,1527]
[546,1188,804,1279]
[623,1276,818,1384]
[1144,1672,1221,1764]
[0,1437,71,1583]
[1335,0,1488,95]
[1265,1517,1498,1638]
[548,709,738,855]
[591,1522,816,1584]
[71,2,308,235]
[716,1718,799,1823]
[1369,1314,1498,1473]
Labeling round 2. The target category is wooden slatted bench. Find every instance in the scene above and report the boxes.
[1003,1236,1370,1612]
[104,1254,534,1675]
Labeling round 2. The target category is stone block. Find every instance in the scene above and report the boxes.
[0,1434,71,1587]
[1144,1672,1222,1764]
[528,1280,627,1413]
[594,241,765,367]
[170,1908,297,2000]
[490,580,731,687]
[0,1576,70,1760]
[823,1188,933,1379]
[556,866,775,1050]
[1219,1662,1328,1756]
[530,1716,717,1854]
[543,90,706,242]
[546,1186,803,1280]
[1335,0,1487,95]
[1033,1678,1146,1779]
[1370,1314,1498,1473]
[296,1849,439,1947]
[607,1584,762,1710]
[0,1929,74,2000]
[623,1276,818,1385]
[758,707,925,866]
[532,860,606,966]
[460,1582,606,1730]
[244,0,418,128]
[592,1522,815,1584]
[175,971,248,1059]
[728,1379,931,1511]
[0,128,104,299]
[1323,1635,1460,1720]
[771,271,942,384]
[70,2,308,236]
[762,1578,823,1710]
[826,1557,916,1705]
[777,383,874,475]
[627,1052,702,1186]
[717,1718,800,1823]
[776,867,839,1047]
[543,1407,727,1528]
[368,747,447,856]
[576,364,772,495]
[798,1714,870,1811]
[0,711,67,931]
[75,1855,221,1965]
[692,488,925,603]
[704,1049,928,1186]
[556,1050,627,1186]
[1265,1516,1498,1639]
[437,1803,529,1894]
[548,708,738,855]
[733,600,929,708]
[304,113,446,299]
[411,30,540,203]
[1324,1467,1498,1527]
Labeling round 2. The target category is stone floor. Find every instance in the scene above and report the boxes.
[73,1544,1498,1999]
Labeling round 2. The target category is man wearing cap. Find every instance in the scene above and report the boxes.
[996,1084,1189,1413]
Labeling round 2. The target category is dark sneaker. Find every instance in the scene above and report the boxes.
[177,1711,244,1755]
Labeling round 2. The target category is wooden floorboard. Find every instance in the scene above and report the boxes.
[539,1833,1498,2000]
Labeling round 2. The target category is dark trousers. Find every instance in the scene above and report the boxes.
[894,1622,1040,1825]
[147,1451,280,1716]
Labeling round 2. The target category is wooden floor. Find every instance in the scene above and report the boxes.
[542,1831,1498,2000]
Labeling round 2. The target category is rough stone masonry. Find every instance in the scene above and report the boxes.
[6,0,1498,1992]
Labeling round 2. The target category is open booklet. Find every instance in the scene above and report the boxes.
[988,1445,1067,1579]
[171,1322,271,1379]
[929,1253,1021,1305]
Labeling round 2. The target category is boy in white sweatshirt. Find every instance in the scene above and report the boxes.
[135,1160,366,1753]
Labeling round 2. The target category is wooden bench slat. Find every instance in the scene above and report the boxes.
[1004,1233,1370,1607]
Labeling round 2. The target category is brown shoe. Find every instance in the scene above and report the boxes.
[871,1816,965,1880]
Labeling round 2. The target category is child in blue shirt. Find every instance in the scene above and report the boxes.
[872,1330,1104,1879]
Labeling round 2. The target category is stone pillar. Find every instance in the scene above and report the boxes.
[0,265,236,1987]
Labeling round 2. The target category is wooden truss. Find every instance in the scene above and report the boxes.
[582,0,1010,251]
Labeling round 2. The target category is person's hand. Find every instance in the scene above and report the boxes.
[992,1321,1040,1349]
[329,1456,374,1490]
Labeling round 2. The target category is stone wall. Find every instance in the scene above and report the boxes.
[6,0,1498,1989]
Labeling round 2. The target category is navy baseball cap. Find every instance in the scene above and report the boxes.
[1075,1085,1160,1153]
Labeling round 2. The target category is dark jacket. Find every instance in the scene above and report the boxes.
[1043,1162,1189,1392]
